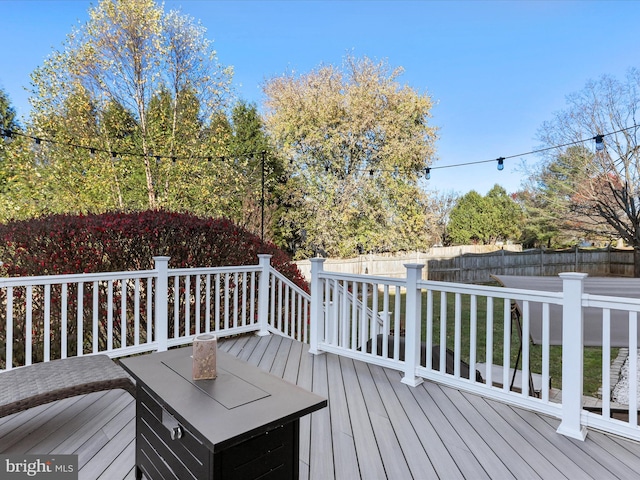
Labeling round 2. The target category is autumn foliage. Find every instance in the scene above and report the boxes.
[0,211,307,368]
[0,210,306,289]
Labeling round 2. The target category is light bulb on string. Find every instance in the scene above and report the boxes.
[2,129,13,144]
[595,134,605,151]
[32,137,42,153]
[425,167,431,180]
[497,157,504,171]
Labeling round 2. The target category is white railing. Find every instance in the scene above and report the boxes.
[308,258,640,442]
[1,254,310,370]
[5,253,640,443]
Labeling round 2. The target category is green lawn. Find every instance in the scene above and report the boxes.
[374,289,616,397]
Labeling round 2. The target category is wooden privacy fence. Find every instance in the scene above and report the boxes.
[297,247,634,283]
[429,247,633,283]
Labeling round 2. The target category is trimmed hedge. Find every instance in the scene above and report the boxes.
[0,210,307,290]
[0,211,308,367]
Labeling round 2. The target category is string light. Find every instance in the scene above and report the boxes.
[0,124,636,178]
[424,124,638,179]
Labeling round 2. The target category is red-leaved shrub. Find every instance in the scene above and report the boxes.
[0,211,308,367]
[0,210,306,290]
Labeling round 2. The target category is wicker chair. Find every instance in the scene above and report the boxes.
[0,355,136,418]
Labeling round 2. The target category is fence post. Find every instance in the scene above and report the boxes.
[153,256,170,352]
[309,258,326,355]
[401,264,424,387]
[556,272,588,441]
[257,254,272,336]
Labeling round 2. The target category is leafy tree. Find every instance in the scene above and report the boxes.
[425,190,459,246]
[448,185,522,245]
[224,101,287,242]
[0,90,39,221]
[535,69,640,272]
[0,87,19,134]
[263,55,437,258]
[28,0,234,213]
[518,145,594,248]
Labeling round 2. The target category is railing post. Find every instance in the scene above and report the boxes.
[154,256,171,352]
[557,272,588,441]
[257,254,272,336]
[401,264,424,387]
[308,258,326,355]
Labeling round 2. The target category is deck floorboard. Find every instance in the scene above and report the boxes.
[2,333,640,479]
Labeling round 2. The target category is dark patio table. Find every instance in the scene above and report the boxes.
[121,346,327,480]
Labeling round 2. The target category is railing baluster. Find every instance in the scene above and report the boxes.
[195,275,201,335]
[277,278,283,333]
[107,280,113,352]
[439,291,447,374]
[350,282,358,350]
[371,283,378,357]
[393,287,401,361]
[339,281,347,348]
[486,297,494,388]
[134,279,140,346]
[224,274,230,330]
[92,281,99,353]
[269,273,276,329]
[469,295,477,380]
[77,282,83,356]
[44,284,51,361]
[120,279,127,349]
[454,292,461,378]
[215,273,220,332]
[503,297,511,391]
[541,302,550,403]
[26,286,32,366]
[174,276,180,339]
[233,273,239,329]
[241,272,247,327]
[602,308,611,418]
[522,301,530,397]
[146,279,152,343]
[185,275,191,337]
[206,274,212,332]
[629,312,638,427]
[250,272,256,328]
[426,289,433,369]
[6,286,13,369]
[61,283,68,359]
[360,282,368,350]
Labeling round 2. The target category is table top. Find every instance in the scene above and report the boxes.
[120,346,327,453]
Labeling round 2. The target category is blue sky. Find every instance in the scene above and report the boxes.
[2,0,639,195]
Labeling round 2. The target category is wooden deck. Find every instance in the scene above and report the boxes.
[2,334,640,479]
